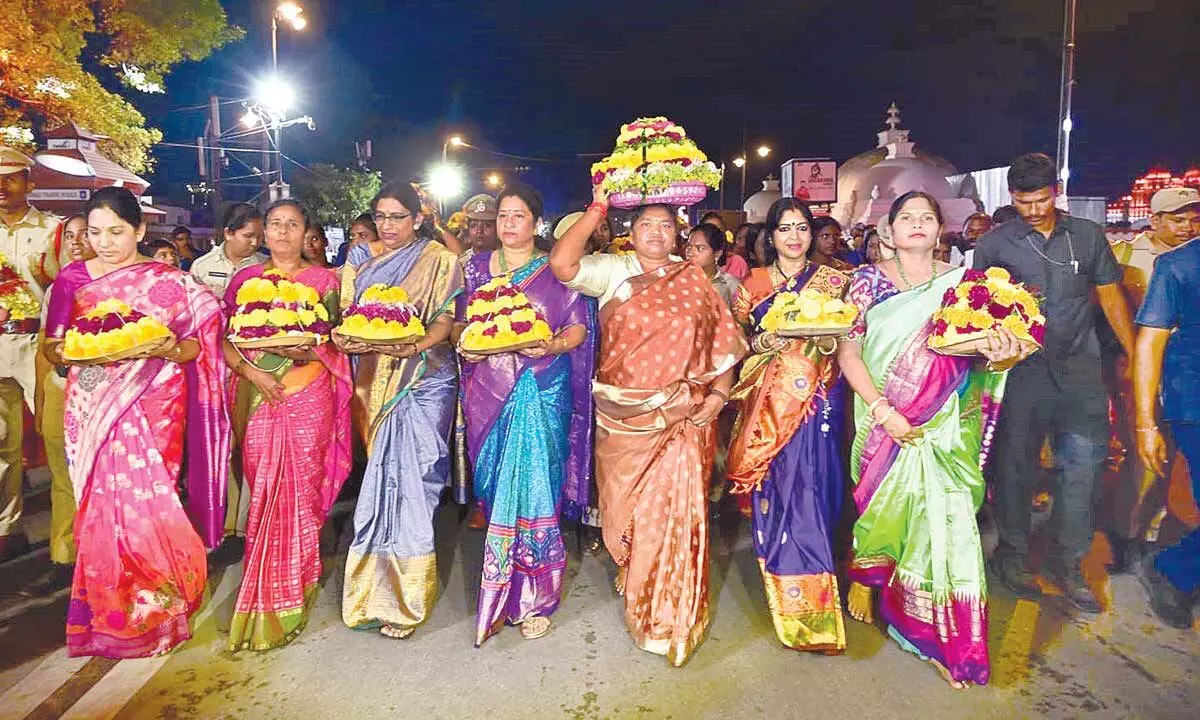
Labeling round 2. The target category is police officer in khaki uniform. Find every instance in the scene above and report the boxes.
[0,146,60,561]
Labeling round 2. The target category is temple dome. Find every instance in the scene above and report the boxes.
[744,176,782,223]
[832,103,979,230]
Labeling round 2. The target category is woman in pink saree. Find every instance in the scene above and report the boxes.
[44,188,230,658]
[222,200,352,651]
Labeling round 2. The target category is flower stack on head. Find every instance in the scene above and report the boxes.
[928,267,1045,355]
[63,298,173,361]
[0,250,41,330]
[336,284,425,344]
[459,276,553,354]
[591,116,721,209]
[229,269,331,348]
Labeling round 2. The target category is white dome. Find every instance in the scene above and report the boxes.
[744,176,782,223]
[831,103,979,229]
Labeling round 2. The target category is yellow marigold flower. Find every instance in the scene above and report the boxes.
[984,267,1011,283]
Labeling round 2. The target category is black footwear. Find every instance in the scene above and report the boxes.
[20,563,74,596]
[580,525,604,556]
[0,532,30,563]
[1107,536,1146,576]
[208,535,245,567]
[1137,553,1194,630]
[1057,570,1102,614]
[989,552,1040,598]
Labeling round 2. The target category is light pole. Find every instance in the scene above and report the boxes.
[1055,0,1078,198]
[269,2,306,195]
[442,135,465,163]
[732,145,771,220]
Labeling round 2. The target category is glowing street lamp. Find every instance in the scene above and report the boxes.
[731,156,746,168]
[272,2,307,71]
[486,172,502,188]
[255,75,296,116]
[442,134,466,163]
[429,164,466,214]
[756,145,772,158]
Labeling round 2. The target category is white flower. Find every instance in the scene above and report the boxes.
[35,77,74,99]
[121,64,164,94]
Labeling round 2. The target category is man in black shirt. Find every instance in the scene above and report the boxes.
[973,153,1135,612]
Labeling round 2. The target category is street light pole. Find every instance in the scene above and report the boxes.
[1055,0,1078,198]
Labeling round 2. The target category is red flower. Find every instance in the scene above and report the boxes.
[592,172,605,184]
[961,323,982,334]
[511,321,533,334]
[482,326,498,337]
[967,284,992,310]
[1030,322,1046,344]
[963,269,987,282]
[942,288,959,305]
[933,318,950,335]
[988,302,1013,319]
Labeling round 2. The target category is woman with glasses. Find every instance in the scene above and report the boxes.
[725,198,849,654]
[334,182,463,640]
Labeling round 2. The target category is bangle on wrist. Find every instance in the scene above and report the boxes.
[1136,425,1160,433]
[587,202,608,217]
[867,397,889,417]
[875,407,896,427]
[710,388,729,403]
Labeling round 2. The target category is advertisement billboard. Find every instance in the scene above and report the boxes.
[781,159,837,204]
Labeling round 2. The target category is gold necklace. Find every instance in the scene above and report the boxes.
[893,256,936,290]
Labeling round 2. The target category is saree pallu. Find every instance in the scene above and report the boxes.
[225,265,352,651]
[55,262,229,658]
[458,254,596,644]
[342,240,463,632]
[594,262,746,666]
[847,266,1006,685]
[726,264,847,652]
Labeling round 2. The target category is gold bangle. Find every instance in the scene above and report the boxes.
[1135,426,1160,434]
[710,388,730,403]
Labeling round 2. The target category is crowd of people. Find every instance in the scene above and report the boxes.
[0,145,1197,687]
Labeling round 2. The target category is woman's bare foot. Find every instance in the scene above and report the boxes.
[519,615,551,640]
[614,566,628,596]
[380,624,415,640]
[927,657,967,690]
[847,582,875,624]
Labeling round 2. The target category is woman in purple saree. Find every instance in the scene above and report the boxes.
[456,184,595,644]
[44,188,229,658]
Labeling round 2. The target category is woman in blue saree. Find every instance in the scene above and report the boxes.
[334,182,463,640]
[456,183,595,643]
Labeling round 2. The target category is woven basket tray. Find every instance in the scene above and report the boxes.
[608,182,711,210]
[776,325,853,339]
[333,329,422,348]
[459,338,546,356]
[231,334,320,350]
[66,334,176,365]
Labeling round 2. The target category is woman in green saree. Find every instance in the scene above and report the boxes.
[836,192,1029,688]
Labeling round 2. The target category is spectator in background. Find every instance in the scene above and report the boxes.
[147,237,181,267]
[171,225,197,270]
[700,211,727,234]
[810,216,855,271]
[684,223,740,308]
[336,213,383,268]
[992,205,1020,226]
[936,232,958,264]
[191,203,263,296]
[303,225,331,267]
[954,212,994,267]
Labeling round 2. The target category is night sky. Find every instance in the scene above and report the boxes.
[145,0,1199,213]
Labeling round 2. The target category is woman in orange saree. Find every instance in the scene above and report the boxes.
[726,199,849,653]
[44,188,230,658]
[552,194,747,665]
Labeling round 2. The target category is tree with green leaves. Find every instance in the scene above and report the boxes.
[291,164,383,229]
[0,0,242,173]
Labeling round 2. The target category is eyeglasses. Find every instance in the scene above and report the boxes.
[373,212,413,225]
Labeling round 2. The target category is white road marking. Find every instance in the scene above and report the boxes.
[0,650,90,720]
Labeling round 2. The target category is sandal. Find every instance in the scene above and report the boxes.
[380,624,415,640]
[519,615,551,640]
